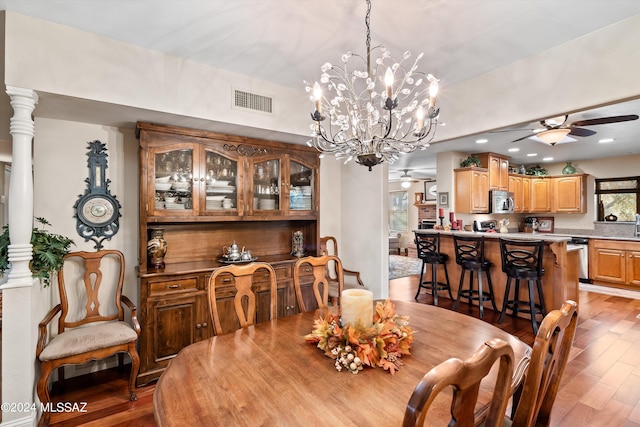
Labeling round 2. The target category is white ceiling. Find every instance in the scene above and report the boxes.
[2,0,640,178]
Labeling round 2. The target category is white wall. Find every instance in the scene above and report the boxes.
[340,163,388,299]
[33,118,139,378]
[3,11,310,140]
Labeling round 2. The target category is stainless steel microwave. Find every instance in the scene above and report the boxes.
[490,190,514,214]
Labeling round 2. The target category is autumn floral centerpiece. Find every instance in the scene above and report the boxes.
[305,299,414,374]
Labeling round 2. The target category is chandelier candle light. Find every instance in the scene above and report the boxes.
[305,0,441,171]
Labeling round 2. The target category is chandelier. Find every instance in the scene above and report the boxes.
[305,0,441,171]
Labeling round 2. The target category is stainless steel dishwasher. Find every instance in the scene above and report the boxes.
[568,237,590,283]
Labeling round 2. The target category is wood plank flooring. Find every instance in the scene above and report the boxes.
[38,274,640,426]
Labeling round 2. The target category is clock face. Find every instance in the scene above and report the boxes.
[78,195,118,227]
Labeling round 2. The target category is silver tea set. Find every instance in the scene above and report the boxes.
[222,241,253,261]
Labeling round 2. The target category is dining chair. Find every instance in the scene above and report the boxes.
[36,250,140,408]
[403,338,515,427]
[293,255,344,312]
[506,300,578,427]
[319,235,365,290]
[207,262,277,335]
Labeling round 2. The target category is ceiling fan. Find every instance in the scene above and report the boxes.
[398,170,419,188]
[510,114,639,145]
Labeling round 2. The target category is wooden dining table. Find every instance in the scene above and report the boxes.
[153,300,531,426]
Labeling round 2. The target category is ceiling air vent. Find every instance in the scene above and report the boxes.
[233,89,273,114]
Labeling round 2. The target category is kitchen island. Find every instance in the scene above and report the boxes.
[413,230,580,314]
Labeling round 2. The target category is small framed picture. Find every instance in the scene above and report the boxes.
[438,192,449,207]
[537,217,554,233]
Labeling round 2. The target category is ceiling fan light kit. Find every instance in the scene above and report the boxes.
[536,128,571,145]
[305,0,440,171]
[510,113,638,144]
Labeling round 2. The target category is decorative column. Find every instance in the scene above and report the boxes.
[1,86,38,426]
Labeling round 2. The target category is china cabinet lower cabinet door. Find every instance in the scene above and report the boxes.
[138,294,199,385]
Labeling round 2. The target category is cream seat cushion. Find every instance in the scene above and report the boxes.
[39,321,138,362]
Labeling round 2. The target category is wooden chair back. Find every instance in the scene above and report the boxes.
[207,262,277,335]
[510,300,578,427]
[57,250,126,332]
[319,235,364,288]
[403,338,515,427]
[293,255,344,312]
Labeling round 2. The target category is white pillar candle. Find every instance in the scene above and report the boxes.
[341,289,373,327]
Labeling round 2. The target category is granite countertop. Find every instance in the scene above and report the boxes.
[413,229,571,243]
[552,233,640,242]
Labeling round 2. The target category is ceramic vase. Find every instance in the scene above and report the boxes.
[147,228,168,268]
[562,162,576,175]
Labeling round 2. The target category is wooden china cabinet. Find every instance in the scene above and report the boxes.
[136,122,322,385]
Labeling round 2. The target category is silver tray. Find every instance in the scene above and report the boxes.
[218,256,258,264]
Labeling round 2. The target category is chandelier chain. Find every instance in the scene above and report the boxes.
[365,0,371,74]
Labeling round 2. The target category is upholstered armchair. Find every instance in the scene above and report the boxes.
[36,250,140,408]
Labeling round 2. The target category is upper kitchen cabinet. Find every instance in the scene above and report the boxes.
[454,167,489,213]
[552,174,586,213]
[138,122,319,221]
[477,152,509,191]
[529,177,552,213]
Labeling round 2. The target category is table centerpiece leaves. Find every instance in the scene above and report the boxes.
[305,299,414,374]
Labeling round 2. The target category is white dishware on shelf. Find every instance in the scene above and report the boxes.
[172,182,190,191]
[156,182,172,191]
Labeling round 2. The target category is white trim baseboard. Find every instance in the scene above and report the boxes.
[579,283,640,300]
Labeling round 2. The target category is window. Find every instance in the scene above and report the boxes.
[595,177,639,221]
[389,191,408,231]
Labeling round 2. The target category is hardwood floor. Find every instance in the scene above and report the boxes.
[41,274,640,426]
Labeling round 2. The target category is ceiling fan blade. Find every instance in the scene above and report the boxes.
[568,127,596,137]
[570,114,639,127]
[511,133,538,143]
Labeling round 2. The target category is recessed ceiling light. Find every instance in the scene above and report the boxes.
[598,138,614,143]
[542,157,554,161]
[507,148,520,152]
[475,138,488,144]
[527,153,538,157]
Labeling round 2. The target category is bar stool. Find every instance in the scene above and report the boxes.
[414,233,453,305]
[452,234,497,319]
[498,238,547,334]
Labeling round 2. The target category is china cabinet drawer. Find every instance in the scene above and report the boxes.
[149,278,198,296]
[212,265,290,288]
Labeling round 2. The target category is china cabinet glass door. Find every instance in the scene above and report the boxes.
[152,147,196,215]
[289,160,314,212]
[252,158,281,213]
[203,149,238,214]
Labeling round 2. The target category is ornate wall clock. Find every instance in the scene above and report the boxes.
[74,140,122,250]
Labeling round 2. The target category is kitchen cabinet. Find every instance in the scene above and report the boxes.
[136,122,321,385]
[508,174,530,213]
[529,177,552,213]
[522,176,531,212]
[590,239,640,288]
[552,174,586,213]
[454,167,489,213]
[477,152,509,191]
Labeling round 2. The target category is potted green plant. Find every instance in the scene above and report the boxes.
[460,155,481,168]
[0,217,75,286]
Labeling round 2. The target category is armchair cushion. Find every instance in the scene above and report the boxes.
[39,321,138,362]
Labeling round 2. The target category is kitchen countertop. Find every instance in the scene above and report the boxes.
[552,233,640,242]
[413,229,571,243]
